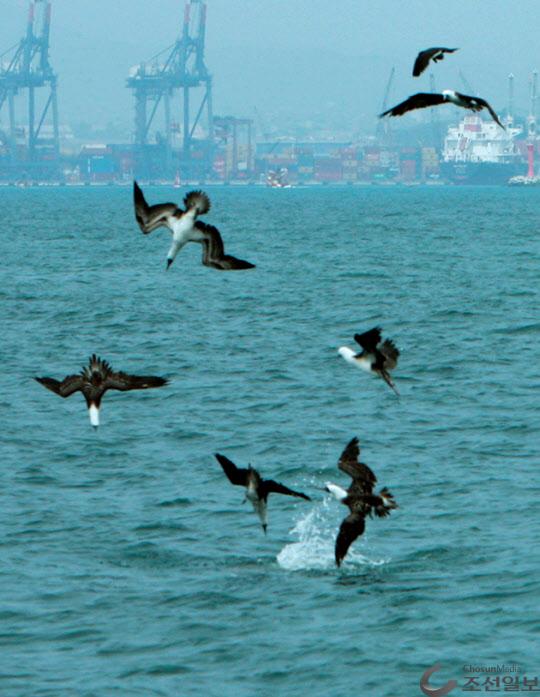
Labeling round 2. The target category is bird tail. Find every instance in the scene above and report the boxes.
[184,190,211,215]
[374,487,398,518]
[83,354,111,379]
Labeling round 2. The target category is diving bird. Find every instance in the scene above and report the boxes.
[35,354,168,429]
[412,47,458,77]
[380,90,505,129]
[325,437,397,567]
[133,181,255,270]
[338,326,400,395]
[215,453,311,533]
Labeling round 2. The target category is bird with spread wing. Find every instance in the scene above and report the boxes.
[215,453,311,533]
[325,437,397,567]
[35,354,168,428]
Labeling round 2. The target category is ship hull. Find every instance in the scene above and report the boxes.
[441,161,524,185]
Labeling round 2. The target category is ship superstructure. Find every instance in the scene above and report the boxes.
[443,115,522,164]
[441,115,523,183]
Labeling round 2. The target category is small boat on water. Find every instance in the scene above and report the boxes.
[266,168,292,188]
[508,175,540,186]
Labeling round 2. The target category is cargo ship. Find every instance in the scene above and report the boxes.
[441,115,524,184]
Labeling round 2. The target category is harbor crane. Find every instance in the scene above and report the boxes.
[127,0,214,178]
[0,0,60,175]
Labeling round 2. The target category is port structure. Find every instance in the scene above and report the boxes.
[127,0,214,179]
[526,69,538,177]
[375,66,394,144]
[213,116,253,180]
[429,72,442,149]
[0,0,60,177]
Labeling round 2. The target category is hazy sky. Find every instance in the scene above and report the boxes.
[1,0,539,136]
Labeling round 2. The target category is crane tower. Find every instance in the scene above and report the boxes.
[0,0,60,178]
[127,0,214,179]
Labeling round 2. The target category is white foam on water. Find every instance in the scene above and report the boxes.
[276,498,389,571]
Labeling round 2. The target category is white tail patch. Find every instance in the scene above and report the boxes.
[88,404,100,428]
[338,346,372,373]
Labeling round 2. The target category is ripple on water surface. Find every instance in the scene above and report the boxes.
[1,185,539,697]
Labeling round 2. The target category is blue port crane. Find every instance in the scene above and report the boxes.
[127,0,214,178]
[0,0,59,172]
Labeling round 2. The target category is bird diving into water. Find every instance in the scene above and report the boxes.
[215,453,311,533]
[133,181,255,270]
[380,90,505,129]
[35,355,168,429]
[338,326,400,395]
[325,437,397,567]
[412,47,458,77]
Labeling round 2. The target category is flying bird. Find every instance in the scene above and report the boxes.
[380,90,505,129]
[412,47,458,77]
[215,453,311,533]
[133,181,255,270]
[35,354,168,428]
[338,326,400,395]
[325,437,397,567]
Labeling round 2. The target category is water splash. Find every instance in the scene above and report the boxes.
[277,498,389,571]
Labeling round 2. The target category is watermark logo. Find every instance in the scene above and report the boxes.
[420,663,458,696]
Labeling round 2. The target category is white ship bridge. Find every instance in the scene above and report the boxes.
[443,115,522,163]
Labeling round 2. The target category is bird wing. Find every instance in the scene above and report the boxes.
[380,93,446,118]
[34,375,84,398]
[412,47,458,77]
[335,511,366,567]
[337,437,377,490]
[474,97,505,129]
[196,221,255,270]
[412,49,437,77]
[133,181,179,234]
[260,479,311,501]
[354,327,382,352]
[196,221,225,257]
[215,453,249,486]
[379,339,400,369]
[102,371,168,392]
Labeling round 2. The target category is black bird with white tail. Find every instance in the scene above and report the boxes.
[325,437,397,567]
[412,47,458,77]
[380,90,505,129]
[133,181,255,270]
[338,326,400,395]
[215,453,311,533]
[35,355,168,429]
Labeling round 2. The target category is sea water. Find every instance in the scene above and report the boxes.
[1,184,539,696]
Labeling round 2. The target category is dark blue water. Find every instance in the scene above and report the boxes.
[1,184,539,696]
